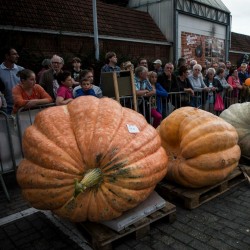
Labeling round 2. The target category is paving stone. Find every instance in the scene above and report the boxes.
[189,239,216,250]
[160,235,176,245]
[134,243,153,250]
[242,235,250,245]
[186,220,208,232]
[3,223,21,236]
[218,218,242,229]
[187,229,211,243]
[113,243,132,250]
[208,238,234,250]
[171,241,194,250]
[171,229,194,244]
[234,217,250,227]
[0,238,17,250]
[172,221,193,233]
[152,240,175,250]
[222,237,250,250]
[1,173,250,250]
[154,221,176,235]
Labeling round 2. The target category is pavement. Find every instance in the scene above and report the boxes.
[0,170,250,250]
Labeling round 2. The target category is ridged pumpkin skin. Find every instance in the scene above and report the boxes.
[159,107,240,188]
[220,102,250,158]
[16,96,168,222]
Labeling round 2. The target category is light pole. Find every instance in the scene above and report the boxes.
[93,0,100,61]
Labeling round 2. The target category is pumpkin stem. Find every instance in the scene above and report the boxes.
[74,168,103,197]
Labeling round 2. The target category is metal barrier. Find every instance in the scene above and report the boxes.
[0,111,18,201]
[144,89,243,126]
[0,91,245,201]
[16,103,56,157]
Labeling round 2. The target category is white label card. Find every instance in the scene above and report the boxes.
[127,124,140,133]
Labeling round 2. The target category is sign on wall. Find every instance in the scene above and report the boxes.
[181,32,225,67]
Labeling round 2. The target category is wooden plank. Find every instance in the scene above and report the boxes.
[156,168,247,210]
[77,202,176,250]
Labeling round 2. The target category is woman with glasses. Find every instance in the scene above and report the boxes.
[39,54,64,101]
[188,64,208,108]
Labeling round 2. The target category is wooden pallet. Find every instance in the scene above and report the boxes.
[156,168,247,210]
[78,202,176,250]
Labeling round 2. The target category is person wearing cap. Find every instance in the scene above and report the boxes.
[153,59,163,76]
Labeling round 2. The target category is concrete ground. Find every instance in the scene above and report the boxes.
[0,172,249,250]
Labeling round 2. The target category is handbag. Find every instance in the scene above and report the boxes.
[214,93,224,111]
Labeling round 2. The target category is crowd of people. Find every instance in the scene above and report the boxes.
[0,47,249,128]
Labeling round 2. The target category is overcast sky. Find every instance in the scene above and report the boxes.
[222,0,250,36]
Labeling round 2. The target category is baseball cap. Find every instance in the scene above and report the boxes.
[153,59,162,65]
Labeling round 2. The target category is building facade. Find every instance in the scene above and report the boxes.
[129,0,231,66]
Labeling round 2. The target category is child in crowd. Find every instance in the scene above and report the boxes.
[148,71,168,128]
[56,71,74,105]
[75,77,97,98]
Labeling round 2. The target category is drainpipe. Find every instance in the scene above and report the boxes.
[93,0,99,61]
[226,14,232,61]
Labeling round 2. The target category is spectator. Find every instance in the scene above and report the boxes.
[138,58,148,69]
[134,66,155,121]
[134,66,154,96]
[227,67,242,98]
[148,71,168,128]
[188,59,197,75]
[153,59,163,76]
[219,62,226,70]
[71,57,83,85]
[75,77,97,98]
[204,68,223,112]
[0,47,24,114]
[123,61,134,71]
[174,57,186,77]
[176,66,194,107]
[212,61,219,72]
[73,69,102,98]
[157,63,179,114]
[188,64,208,107]
[55,71,74,106]
[101,51,121,73]
[36,58,51,83]
[157,63,179,93]
[215,68,233,98]
[238,63,249,84]
[39,54,64,101]
[12,69,52,114]
[225,61,232,79]
[0,90,7,113]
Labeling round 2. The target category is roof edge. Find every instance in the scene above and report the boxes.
[0,25,171,46]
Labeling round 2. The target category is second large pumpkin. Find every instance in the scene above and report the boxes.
[158,107,241,188]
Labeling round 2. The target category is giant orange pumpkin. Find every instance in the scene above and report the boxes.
[158,107,240,188]
[16,97,168,222]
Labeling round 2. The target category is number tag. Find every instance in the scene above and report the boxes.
[127,124,140,133]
